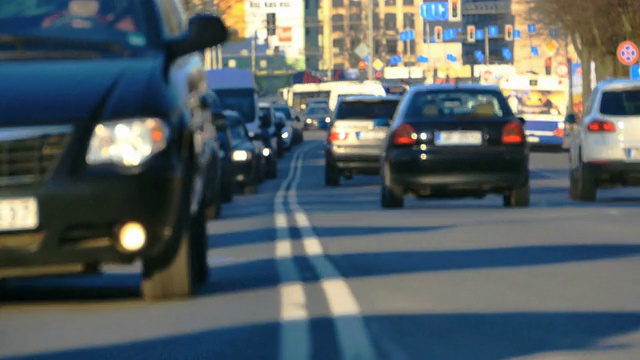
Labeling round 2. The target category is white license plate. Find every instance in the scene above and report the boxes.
[435,131,482,146]
[626,148,640,160]
[357,131,386,140]
[0,197,39,231]
[527,136,540,143]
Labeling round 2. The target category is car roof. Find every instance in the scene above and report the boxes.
[339,94,403,102]
[599,79,640,91]
[409,84,501,92]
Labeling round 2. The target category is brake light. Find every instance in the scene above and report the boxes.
[329,129,348,142]
[392,123,417,145]
[553,128,564,138]
[587,120,616,132]
[502,121,525,144]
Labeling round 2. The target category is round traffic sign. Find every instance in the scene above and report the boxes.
[482,70,493,83]
[556,63,569,77]
[358,60,367,70]
[617,41,639,66]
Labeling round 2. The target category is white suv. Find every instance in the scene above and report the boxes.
[567,79,640,201]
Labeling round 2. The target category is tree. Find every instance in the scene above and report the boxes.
[528,0,640,102]
[184,0,245,41]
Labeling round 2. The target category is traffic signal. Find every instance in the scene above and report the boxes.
[467,25,476,43]
[545,57,552,75]
[266,13,276,36]
[448,0,461,22]
[505,24,513,41]
[434,26,443,43]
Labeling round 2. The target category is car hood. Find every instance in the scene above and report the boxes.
[0,57,166,126]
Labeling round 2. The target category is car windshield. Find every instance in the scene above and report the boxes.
[600,89,640,116]
[306,106,328,116]
[229,123,248,145]
[335,99,399,120]
[214,89,256,124]
[274,106,292,120]
[405,90,514,121]
[0,0,154,55]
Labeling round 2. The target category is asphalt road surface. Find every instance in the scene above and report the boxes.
[2,131,640,360]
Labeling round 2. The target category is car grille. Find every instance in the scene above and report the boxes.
[0,130,72,187]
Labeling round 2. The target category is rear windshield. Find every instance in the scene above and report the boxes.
[273,106,292,120]
[214,89,256,123]
[335,100,400,120]
[600,90,640,116]
[405,90,514,121]
[306,106,329,115]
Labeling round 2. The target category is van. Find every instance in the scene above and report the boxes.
[329,82,387,112]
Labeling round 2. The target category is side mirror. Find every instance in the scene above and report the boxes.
[167,15,228,60]
[517,117,526,125]
[565,114,577,125]
[374,118,391,127]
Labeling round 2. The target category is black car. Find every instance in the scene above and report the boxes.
[225,111,263,194]
[381,84,530,209]
[273,103,304,145]
[0,1,228,301]
[259,104,286,158]
[213,115,234,204]
[304,106,333,130]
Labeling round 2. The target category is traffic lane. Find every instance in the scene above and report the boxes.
[294,142,640,358]
[0,148,301,359]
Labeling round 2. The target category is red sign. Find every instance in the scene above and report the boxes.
[556,63,569,78]
[277,27,292,42]
[617,41,639,66]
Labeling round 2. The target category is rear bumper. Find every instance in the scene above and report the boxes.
[586,161,640,186]
[326,145,382,173]
[387,148,528,192]
[0,163,182,270]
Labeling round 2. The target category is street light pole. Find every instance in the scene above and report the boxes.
[484,27,489,65]
[367,0,374,80]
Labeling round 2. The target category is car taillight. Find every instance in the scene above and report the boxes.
[328,129,348,142]
[502,121,525,144]
[392,123,417,145]
[553,128,564,138]
[587,120,616,132]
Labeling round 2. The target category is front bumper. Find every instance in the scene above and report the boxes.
[0,163,182,270]
[232,158,256,185]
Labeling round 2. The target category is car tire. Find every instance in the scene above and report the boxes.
[190,199,209,286]
[381,184,404,208]
[221,179,233,203]
[325,161,340,186]
[503,182,530,208]
[570,161,597,202]
[141,156,203,301]
[244,184,258,195]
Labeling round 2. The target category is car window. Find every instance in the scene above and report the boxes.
[229,124,248,144]
[600,89,640,116]
[0,0,153,51]
[214,89,256,123]
[306,107,328,115]
[274,106,292,120]
[405,90,514,121]
[334,99,399,120]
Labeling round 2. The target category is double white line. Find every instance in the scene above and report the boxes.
[274,145,376,360]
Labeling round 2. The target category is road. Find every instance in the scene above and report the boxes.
[2,131,640,360]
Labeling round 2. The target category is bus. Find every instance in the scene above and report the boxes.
[500,74,569,148]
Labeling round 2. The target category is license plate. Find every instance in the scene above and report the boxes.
[0,197,39,231]
[527,136,540,143]
[626,148,640,160]
[435,131,482,146]
[357,131,386,140]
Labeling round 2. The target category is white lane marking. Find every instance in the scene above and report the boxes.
[287,152,377,360]
[275,148,310,360]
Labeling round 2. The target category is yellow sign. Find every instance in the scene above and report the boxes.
[544,40,559,55]
[372,58,385,71]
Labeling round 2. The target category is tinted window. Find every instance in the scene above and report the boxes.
[274,106,292,120]
[214,89,256,123]
[306,106,329,115]
[405,90,514,121]
[0,0,152,51]
[229,124,248,145]
[600,90,640,116]
[335,100,399,120]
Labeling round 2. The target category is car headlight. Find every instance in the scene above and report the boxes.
[325,117,331,123]
[232,150,251,162]
[306,118,312,123]
[86,118,169,167]
[281,131,289,139]
[262,148,271,157]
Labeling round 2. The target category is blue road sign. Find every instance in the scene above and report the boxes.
[365,55,370,63]
[475,29,484,40]
[399,31,407,41]
[549,28,558,38]
[527,24,537,34]
[446,54,457,62]
[531,46,539,57]
[420,2,448,21]
[631,65,640,80]
[443,28,456,41]
[514,29,521,39]
[502,48,512,61]
[474,50,485,63]
[488,26,499,37]
[417,56,429,64]
[406,30,415,41]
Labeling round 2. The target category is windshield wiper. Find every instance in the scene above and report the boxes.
[0,34,131,56]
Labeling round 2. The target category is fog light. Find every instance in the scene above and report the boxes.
[118,222,146,252]
[262,148,271,157]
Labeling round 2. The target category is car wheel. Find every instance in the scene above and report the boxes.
[221,179,233,203]
[381,184,404,208]
[190,199,209,285]
[572,161,597,201]
[325,161,340,186]
[503,182,530,208]
[244,184,258,195]
[142,157,200,300]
